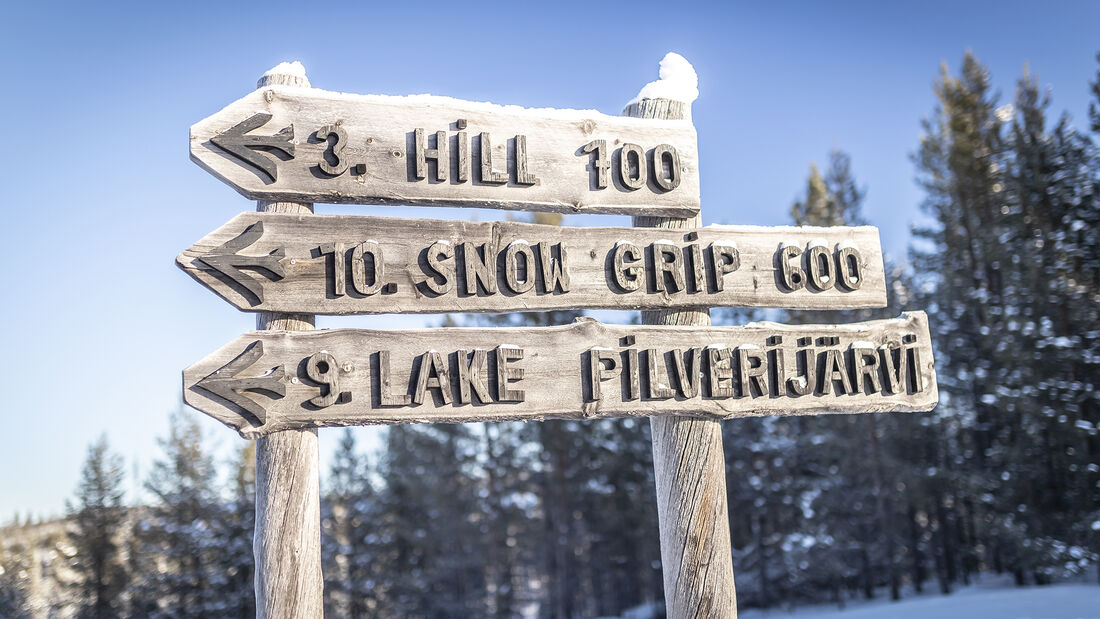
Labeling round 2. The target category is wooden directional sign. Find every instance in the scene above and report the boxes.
[183,312,937,438]
[190,87,700,216]
[178,212,888,314]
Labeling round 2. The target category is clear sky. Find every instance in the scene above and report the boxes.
[2,1,1097,519]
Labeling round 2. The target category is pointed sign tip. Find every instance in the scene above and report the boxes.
[192,340,285,429]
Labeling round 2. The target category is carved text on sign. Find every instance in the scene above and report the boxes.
[180,214,888,314]
[411,124,540,186]
[252,335,925,417]
[583,335,924,402]
[581,140,681,191]
[212,116,687,194]
[183,314,937,437]
[778,240,864,292]
[190,88,702,215]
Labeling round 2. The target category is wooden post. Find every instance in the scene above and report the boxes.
[625,83,738,616]
[251,63,324,619]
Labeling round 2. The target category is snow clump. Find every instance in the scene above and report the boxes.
[627,52,699,107]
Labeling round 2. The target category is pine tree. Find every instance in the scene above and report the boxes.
[373,423,488,617]
[911,51,1100,588]
[67,435,128,619]
[995,64,1100,582]
[790,151,866,228]
[426,211,666,617]
[1082,54,1100,583]
[1091,52,1100,134]
[322,430,382,617]
[0,533,32,617]
[725,149,907,609]
[130,409,222,617]
[911,51,1007,591]
[216,441,255,617]
[477,421,542,618]
[590,418,664,613]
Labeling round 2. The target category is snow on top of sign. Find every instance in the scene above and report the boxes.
[391,95,614,121]
[263,61,307,80]
[509,239,530,246]
[244,84,695,128]
[707,224,877,234]
[627,52,699,107]
[850,341,876,349]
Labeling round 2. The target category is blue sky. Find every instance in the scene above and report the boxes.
[2,1,1097,518]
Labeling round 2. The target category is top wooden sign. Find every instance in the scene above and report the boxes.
[190,86,700,216]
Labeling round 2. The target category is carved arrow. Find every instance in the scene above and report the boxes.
[210,112,295,182]
[197,221,285,306]
[195,340,285,427]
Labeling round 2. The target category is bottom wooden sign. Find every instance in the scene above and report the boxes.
[184,312,937,438]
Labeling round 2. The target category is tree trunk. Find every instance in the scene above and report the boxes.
[907,502,924,594]
[867,416,900,600]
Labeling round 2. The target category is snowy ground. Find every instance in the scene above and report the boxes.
[739,578,1100,619]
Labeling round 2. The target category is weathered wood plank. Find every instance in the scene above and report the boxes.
[190,87,700,216]
[182,312,938,438]
[177,212,888,314]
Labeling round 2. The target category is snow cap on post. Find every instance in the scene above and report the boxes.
[257,60,310,89]
[624,52,699,118]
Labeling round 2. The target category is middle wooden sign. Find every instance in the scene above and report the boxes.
[179,213,888,314]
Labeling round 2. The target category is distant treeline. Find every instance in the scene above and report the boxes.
[2,51,1097,618]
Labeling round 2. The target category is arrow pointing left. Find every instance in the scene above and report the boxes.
[196,221,286,306]
[194,340,285,427]
[210,112,295,183]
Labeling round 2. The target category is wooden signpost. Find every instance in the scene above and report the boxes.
[184,313,936,438]
[178,212,889,314]
[180,59,938,618]
[190,85,700,216]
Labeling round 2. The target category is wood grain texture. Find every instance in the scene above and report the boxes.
[182,312,939,438]
[255,425,322,619]
[626,94,738,619]
[178,212,888,314]
[252,206,324,619]
[248,60,324,619]
[190,86,700,216]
